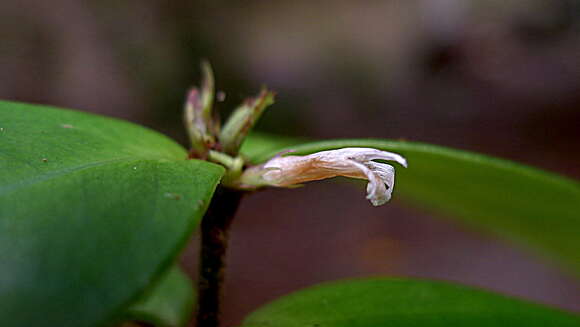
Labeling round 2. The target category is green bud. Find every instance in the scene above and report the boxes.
[184,61,217,158]
[219,88,275,156]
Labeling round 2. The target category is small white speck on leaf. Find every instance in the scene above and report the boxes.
[61,124,73,129]
[164,192,182,200]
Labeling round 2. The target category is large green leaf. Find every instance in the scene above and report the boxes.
[241,135,580,274]
[0,101,224,327]
[242,278,580,327]
[122,266,195,327]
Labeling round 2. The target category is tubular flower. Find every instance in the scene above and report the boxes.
[239,148,408,206]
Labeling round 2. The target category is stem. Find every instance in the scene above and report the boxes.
[196,187,243,327]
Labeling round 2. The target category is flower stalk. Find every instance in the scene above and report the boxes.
[196,187,243,327]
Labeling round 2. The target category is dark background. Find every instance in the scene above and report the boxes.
[1,1,579,326]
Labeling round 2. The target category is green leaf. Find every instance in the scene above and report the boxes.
[123,266,194,327]
[242,278,580,327]
[241,135,580,274]
[240,132,305,161]
[0,100,224,327]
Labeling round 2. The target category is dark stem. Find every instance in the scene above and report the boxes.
[195,187,243,327]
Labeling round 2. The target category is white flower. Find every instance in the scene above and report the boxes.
[239,147,407,206]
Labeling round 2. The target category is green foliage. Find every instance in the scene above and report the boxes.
[123,266,195,327]
[242,136,580,275]
[242,278,580,327]
[0,101,223,327]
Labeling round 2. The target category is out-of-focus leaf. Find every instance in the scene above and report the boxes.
[240,132,305,161]
[242,278,580,327]
[123,266,194,327]
[0,100,224,327]
[241,135,580,274]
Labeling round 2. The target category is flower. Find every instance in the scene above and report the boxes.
[238,147,407,206]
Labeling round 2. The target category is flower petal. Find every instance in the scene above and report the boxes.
[237,147,407,206]
[341,147,408,168]
[366,161,396,206]
[350,161,390,206]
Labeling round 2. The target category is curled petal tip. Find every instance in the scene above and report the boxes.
[399,157,408,168]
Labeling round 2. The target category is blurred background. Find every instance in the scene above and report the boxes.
[1,1,579,325]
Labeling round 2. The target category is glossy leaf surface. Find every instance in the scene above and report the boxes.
[0,101,224,327]
[241,136,580,274]
[242,278,580,327]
